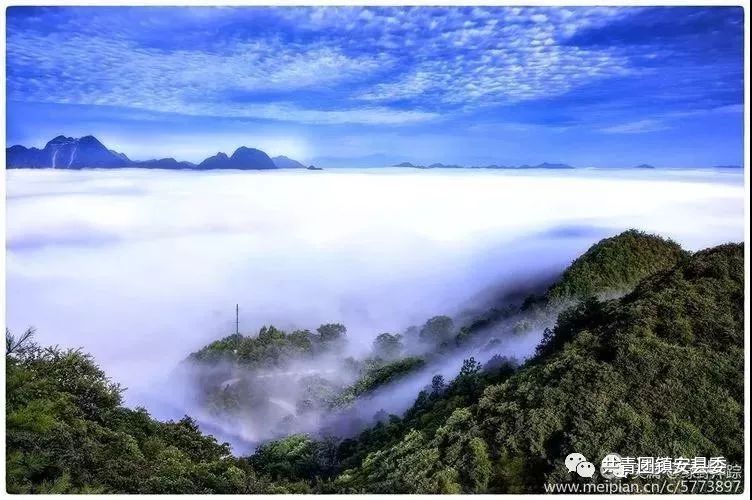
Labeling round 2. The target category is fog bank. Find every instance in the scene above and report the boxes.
[5,167,744,425]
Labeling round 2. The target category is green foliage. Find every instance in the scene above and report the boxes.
[371,332,404,359]
[294,375,343,413]
[334,357,426,407]
[335,407,493,493]
[6,327,37,356]
[186,325,347,419]
[419,315,455,345]
[547,229,687,301]
[189,326,315,368]
[6,234,742,494]
[334,356,516,475]
[4,331,274,493]
[458,230,685,349]
[189,324,346,368]
[251,434,338,482]
[479,243,744,491]
[333,242,743,493]
[317,323,347,344]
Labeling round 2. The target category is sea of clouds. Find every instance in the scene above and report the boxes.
[5,167,745,426]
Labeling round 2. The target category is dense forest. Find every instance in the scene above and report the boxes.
[5,230,744,493]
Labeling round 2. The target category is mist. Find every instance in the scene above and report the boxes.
[5,167,744,450]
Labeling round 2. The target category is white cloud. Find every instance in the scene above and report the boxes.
[5,7,646,124]
[600,119,670,134]
[6,30,414,125]
[6,167,744,402]
[349,8,633,106]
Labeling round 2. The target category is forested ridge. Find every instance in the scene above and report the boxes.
[5,231,744,493]
[332,242,744,492]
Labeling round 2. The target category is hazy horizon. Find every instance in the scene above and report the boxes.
[6,133,745,169]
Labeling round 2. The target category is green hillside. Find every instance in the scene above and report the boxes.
[4,332,287,493]
[546,229,687,301]
[459,230,687,343]
[5,235,743,493]
[333,243,743,492]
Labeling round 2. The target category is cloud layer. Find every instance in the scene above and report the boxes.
[5,168,744,403]
[6,7,742,127]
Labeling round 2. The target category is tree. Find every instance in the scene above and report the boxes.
[6,327,36,356]
[250,434,337,482]
[372,333,403,359]
[316,323,347,345]
[430,375,446,396]
[419,316,454,345]
[5,332,269,494]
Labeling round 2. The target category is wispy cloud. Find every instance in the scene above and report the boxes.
[4,6,744,165]
[355,8,633,106]
[600,119,670,134]
[600,103,744,135]
[6,28,425,124]
[6,7,639,124]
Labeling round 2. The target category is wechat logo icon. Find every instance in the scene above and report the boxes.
[565,453,596,478]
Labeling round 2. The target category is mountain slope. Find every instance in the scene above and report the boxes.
[7,136,287,170]
[6,145,47,168]
[133,158,196,169]
[230,147,277,170]
[196,147,276,170]
[5,237,743,493]
[273,156,306,169]
[459,230,687,340]
[332,243,743,493]
[179,230,695,454]
[7,136,130,169]
[4,330,316,493]
[518,162,574,169]
[546,229,687,301]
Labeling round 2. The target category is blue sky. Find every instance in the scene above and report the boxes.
[5,6,745,167]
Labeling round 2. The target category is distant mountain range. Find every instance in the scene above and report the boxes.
[6,136,742,171]
[6,135,312,170]
[395,161,743,170]
[394,161,575,170]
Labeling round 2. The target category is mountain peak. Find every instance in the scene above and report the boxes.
[7,135,309,171]
[79,135,105,146]
[45,135,75,147]
[231,146,254,155]
[8,135,128,169]
[534,162,573,169]
[228,147,276,169]
[546,229,687,301]
[196,147,276,170]
[272,155,306,169]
